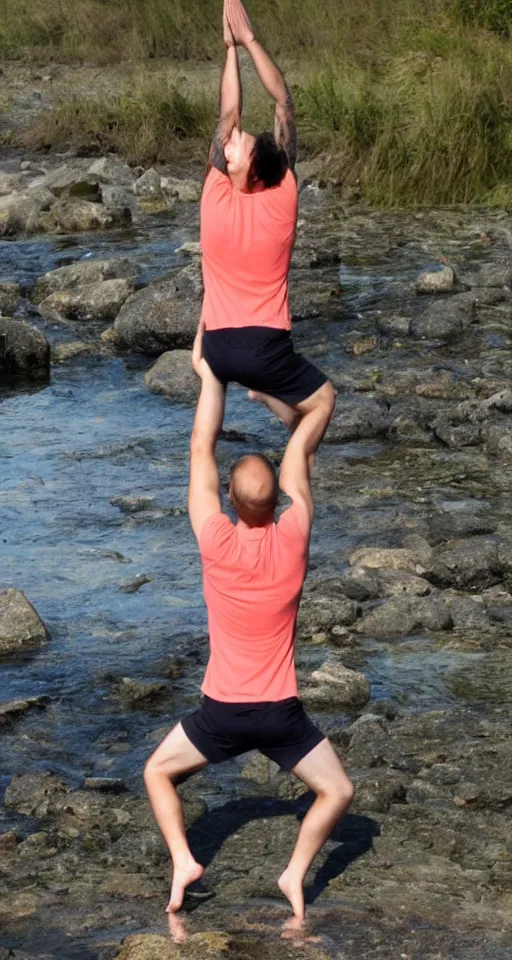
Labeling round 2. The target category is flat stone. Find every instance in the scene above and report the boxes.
[40,278,133,323]
[32,257,138,302]
[0,696,49,726]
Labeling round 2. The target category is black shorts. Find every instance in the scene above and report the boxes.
[182,695,325,772]
[202,327,328,406]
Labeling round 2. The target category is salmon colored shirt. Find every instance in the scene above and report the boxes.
[199,504,310,702]
[200,167,298,332]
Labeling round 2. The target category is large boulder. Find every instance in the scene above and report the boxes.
[0,188,55,237]
[0,318,50,378]
[326,398,389,443]
[355,595,453,638]
[410,296,473,341]
[160,176,202,203]
[40,279,134,323]
[0,281,21,315]
[39,199,132,234]
[426,537,502,590]
[32,256,138,303]
[114,280,198,355]
[144,350,199,403]
[0,589,49,654]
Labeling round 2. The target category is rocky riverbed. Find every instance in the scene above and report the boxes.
[1,151,512,960]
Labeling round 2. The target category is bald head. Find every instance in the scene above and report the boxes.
[229,454,278,527]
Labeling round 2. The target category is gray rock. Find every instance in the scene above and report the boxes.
[0,696,49,727]
[0,589,49,654]
[0,280,21,315]
[87,157,134,184]
[0,172,22,195]
[432,415,482,448]
[0,187,55,237]
[410,297,473,341]
[298,593,359,638]
[83,777,127,793]
[114,280,198,355]
[110,495,155,513]
[240,754,280,784]
[356,595,452,637]
[53,341,97,363]
[32,256,138,302]
[144,350,199,403]
[482,389,512,414]
[445,595,492,632]
[349,547,417,573]
[354,772,407,813]
[376,314,411,336]
[485,423,512,460]
[39,199,132,234]
[0,318,50,378]
[174,260,203,298]
[111,677,170,708]
[40,279,133,323]
[303,659,371,709]
[428,510,496,543]
[326,398,389,443]
[426,537,502,590]
[160,177,201,203]
[134,168,162,198]
[415,264,455,294]
[4,772,67,817]
[39,161,101,198]
[470,263,512,288]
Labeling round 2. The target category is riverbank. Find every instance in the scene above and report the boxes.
[1,0,512,206]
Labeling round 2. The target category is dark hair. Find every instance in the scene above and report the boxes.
[248,132,288,190]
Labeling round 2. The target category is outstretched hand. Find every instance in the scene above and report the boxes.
[225,0,255,47]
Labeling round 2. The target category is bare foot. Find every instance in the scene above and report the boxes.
[278,866,305,921]
[166,857,205,913]
[281,916,322,946]
[248,390,299,430]
[168,911,189,943]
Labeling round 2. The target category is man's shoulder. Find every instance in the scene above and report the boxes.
[199,511,235,559]
[276,502,311,546]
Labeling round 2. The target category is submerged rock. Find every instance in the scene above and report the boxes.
[0,318,50,379]
[114,280,198,355]
[4,772,67,817]
[40,278,134,323]
[349,547,418,574]
[145,350,199,403]
[410,296,473,341]
[116,932,231,960]
[0,696,49,727]
[0,589,49,654]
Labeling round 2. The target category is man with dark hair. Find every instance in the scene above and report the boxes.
[144,354,354,932]
[197,0,336,436]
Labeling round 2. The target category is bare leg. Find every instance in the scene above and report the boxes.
[248,389,299,429]
[144,723,208,914]
[278,739,354,921]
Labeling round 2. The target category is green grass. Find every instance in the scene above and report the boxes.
[6,0,512,206]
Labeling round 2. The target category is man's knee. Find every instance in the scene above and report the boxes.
[322,772,354,811]
[318,380,337,418]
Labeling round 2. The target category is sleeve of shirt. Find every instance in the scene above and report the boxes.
[202,167,232,205]
[199,512,235,563]
[277,502,311,552]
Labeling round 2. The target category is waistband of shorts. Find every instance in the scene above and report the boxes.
[203,327,290,347]
[203,694,299,711]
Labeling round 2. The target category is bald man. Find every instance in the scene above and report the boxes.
[144,359,353,929]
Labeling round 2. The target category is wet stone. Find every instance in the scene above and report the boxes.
[304,657,371,709]
[0,589,49,654]
[0,695,49,727]
[144,350,199,404]
[40,278,134,324]
[0,280,21,315]
[83,777,127,793]
[409,296,473,341]
[426,537,502,590]
[349,547,417,574]
[326,398,389,443]
[4,772,67,817]
[111,677,171,708]
[31,257,138,303]
[114,279,198,355]
[0,319,50,380]
[415,263,456,294]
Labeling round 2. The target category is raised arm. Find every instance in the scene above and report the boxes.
[226,0,297,172]
[188,356,226,542]
[208,18,242,174]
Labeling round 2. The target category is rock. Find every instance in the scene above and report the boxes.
[426,537,501,590]
[349,547,417,574]
[112,677,170,708]
[298,594,359,637]
[326,398,389,443]
[0,187,55,237]
[409,297,473,341]
[39,199,132,234]
[39,161,102,198]
[174,260,203,298]
[83,777,127,792]
[110,495,155,513]
[0,172,22,195]
[17,831,57,859]
[119,574,152,594]
[53,788,109,820]
[0,831,17,857]
[470,263,512,288]
[32,257,138,302]
[0,318,50,379]
[428,510,496,543]
[415,264,456,294]
[485,423,512,460]
[303,659,371,709]
[432,415,482,448]
[87,157,134,184]
[0,589,49,654]
[240,753,280,784]
[354,772,407,812]
[134,168,162,198]
[0,696,49,726]
[445,595,492,632]
[144,350,199,403]
[115,932,231,960]
[40,279,134,323]
[356,595,452,637]
[4,772,67,816]
[53,341,97,363]
[160,177,202,203]
[176,241,202,256]
[376,314,411,336]
[483,389,512,414]
[114,280,198,355]
[0,280,21,315]
[350,336,377,356]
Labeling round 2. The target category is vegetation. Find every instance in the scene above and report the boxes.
[4,0,512,206]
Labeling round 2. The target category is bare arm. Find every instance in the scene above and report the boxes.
[246,39,296,173]
[209,43,242,174]
[188,361,226,541]
[279,399,335,526]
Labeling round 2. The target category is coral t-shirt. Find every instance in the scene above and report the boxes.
[199,504,310,702]
[200,167,298,331]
